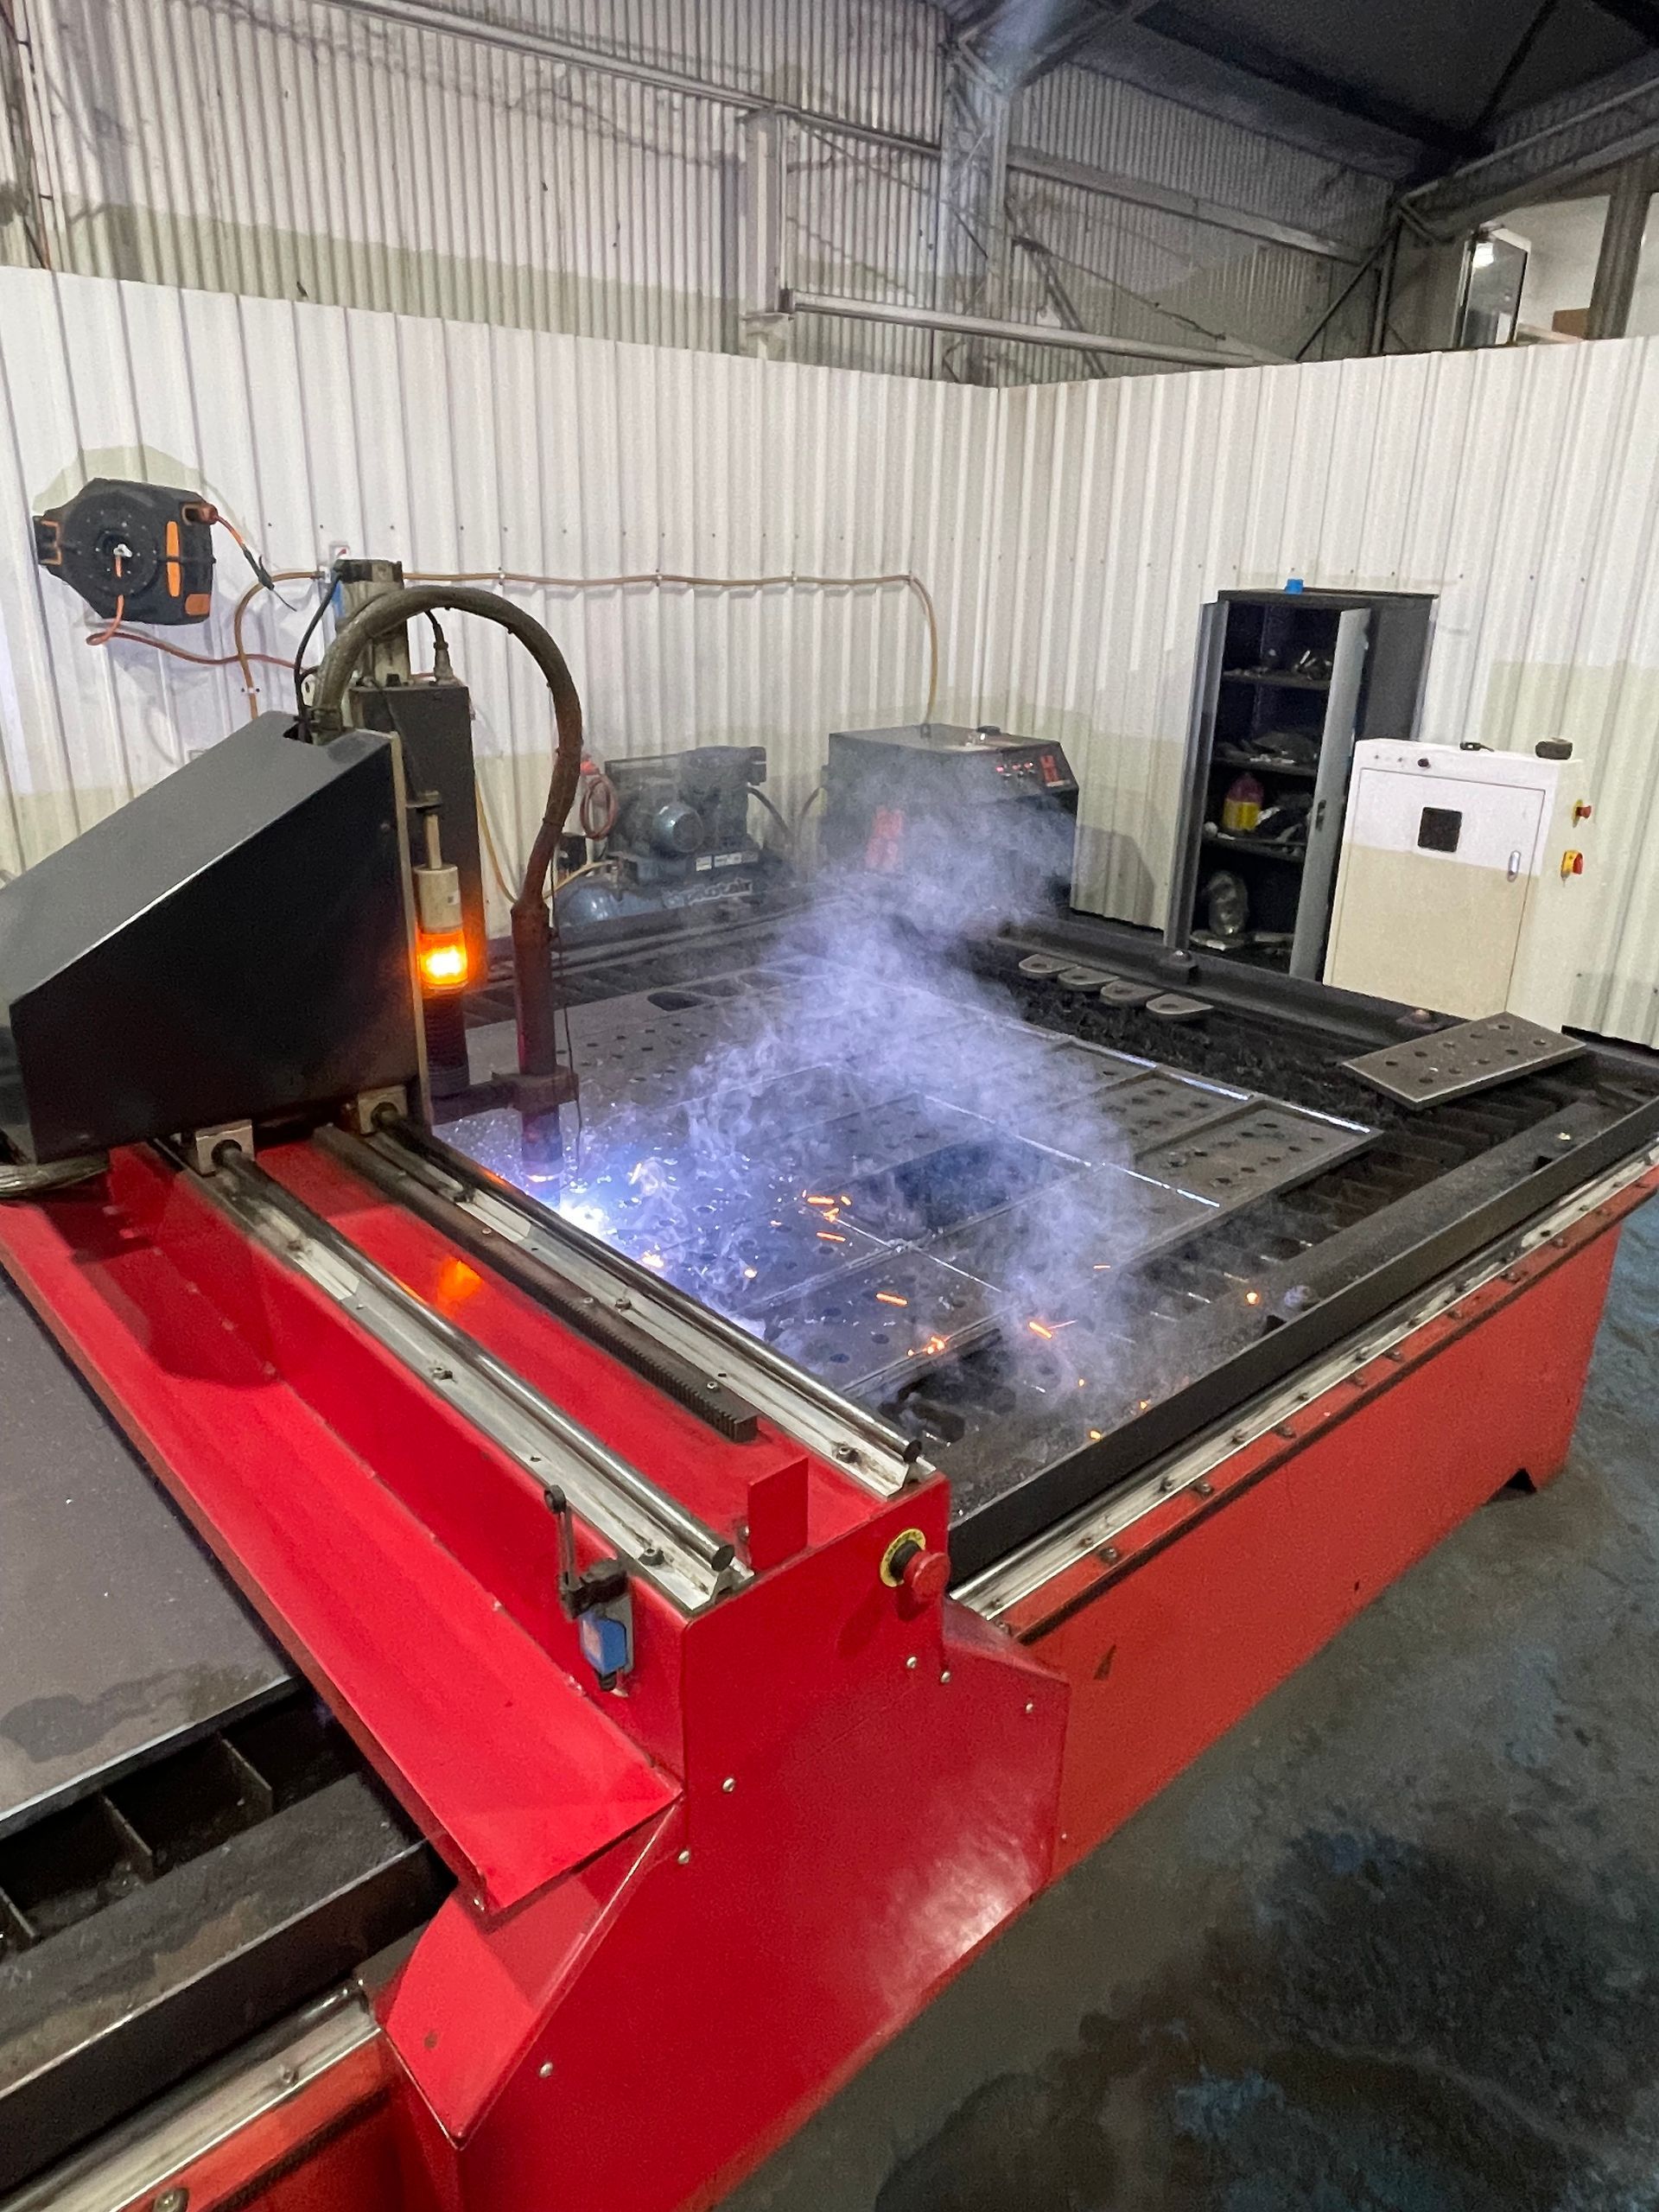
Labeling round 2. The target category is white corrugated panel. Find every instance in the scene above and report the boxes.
[10,264,1658,1042]
[0,264,996,923]
[979,339,1659,1045]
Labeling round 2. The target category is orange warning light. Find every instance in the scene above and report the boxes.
[418,931,469,992]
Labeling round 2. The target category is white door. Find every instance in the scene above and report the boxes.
[1326,767,1548,1016]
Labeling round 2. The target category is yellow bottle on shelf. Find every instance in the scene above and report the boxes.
[1220,772,1264,835]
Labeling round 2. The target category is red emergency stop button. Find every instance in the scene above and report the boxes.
[880,1529,950,1608]
[1573,799,1593,823]
[1561,849,1586,879]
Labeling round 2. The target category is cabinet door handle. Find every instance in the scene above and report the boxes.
[1508,849,1522,881]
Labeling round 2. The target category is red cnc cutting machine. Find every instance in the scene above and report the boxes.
[1,635,1655,2212]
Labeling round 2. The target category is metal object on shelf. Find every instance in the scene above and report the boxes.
[1146,993,1212,1021]
[1099,976,1159,1007]
[1344,1013,1586,1108]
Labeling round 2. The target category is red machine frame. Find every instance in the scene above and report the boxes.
[0,1140,1650,2212]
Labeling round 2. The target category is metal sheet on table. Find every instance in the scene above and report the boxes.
[0,1272,288,1840]
[929,1166,1219,1290]
[780,1094,1005,1185]
[918,1028,1142,1120]
[1344,1014,1586,1108]
[649,1197,893,1313]
[1105,1071,1250,1154]
[753,1249,1006,1391]
[1133,1104,1371,1207]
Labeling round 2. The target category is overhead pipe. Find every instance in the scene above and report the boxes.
[781,288,1281,370]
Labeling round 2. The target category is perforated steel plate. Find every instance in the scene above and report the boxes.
[753,1249,1006,1390]
[781,1095,1001,1185]
[1105,1072,1249,1153]
[918,1027,1141,1119]
[650,1197,891,1313]
[930,1166,1217,1290]
[1134,1104,1371,1207]
[1344,1014,1586,1108]
[454,968,1376,1430]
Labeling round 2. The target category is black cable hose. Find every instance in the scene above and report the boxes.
[306,582,586,1096]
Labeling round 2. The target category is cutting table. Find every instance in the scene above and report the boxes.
[0,716,1655,2212]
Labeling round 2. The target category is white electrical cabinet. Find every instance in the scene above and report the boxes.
[1324,741,1596,1028]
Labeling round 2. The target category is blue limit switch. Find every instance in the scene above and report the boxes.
[545,1487,635,1690]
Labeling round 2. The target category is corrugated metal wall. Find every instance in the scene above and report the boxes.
[9,0,946,376]
[981,338,1659,1046]
[5,264,1659,1041]
[0,264,995,922]
[1001,65,1386,383]
[1,0,1383,380]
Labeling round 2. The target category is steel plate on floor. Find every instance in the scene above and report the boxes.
[1344,1014,1585,1108]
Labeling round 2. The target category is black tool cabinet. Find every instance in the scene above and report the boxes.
[1165,588,1435,978]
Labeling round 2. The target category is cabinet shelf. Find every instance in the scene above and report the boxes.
[1202,827,1307,865]
[1212,746,1319,782]
[1220,669,1332,691]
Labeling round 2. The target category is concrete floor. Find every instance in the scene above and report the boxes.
[723,1196,1659,2212]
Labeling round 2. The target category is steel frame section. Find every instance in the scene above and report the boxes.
[1004,1164,1656,1873]
[962,1144,1659,1618]
[204,1143,742,1612]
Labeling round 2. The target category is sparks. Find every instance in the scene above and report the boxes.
[875,1291,909,1307]
[1244,1288,1262,1306]
[804,1192,837,1208]
[1089,1428,1103,1441]
[817,1230,847,1243]
[1028,1319,1055,1340]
